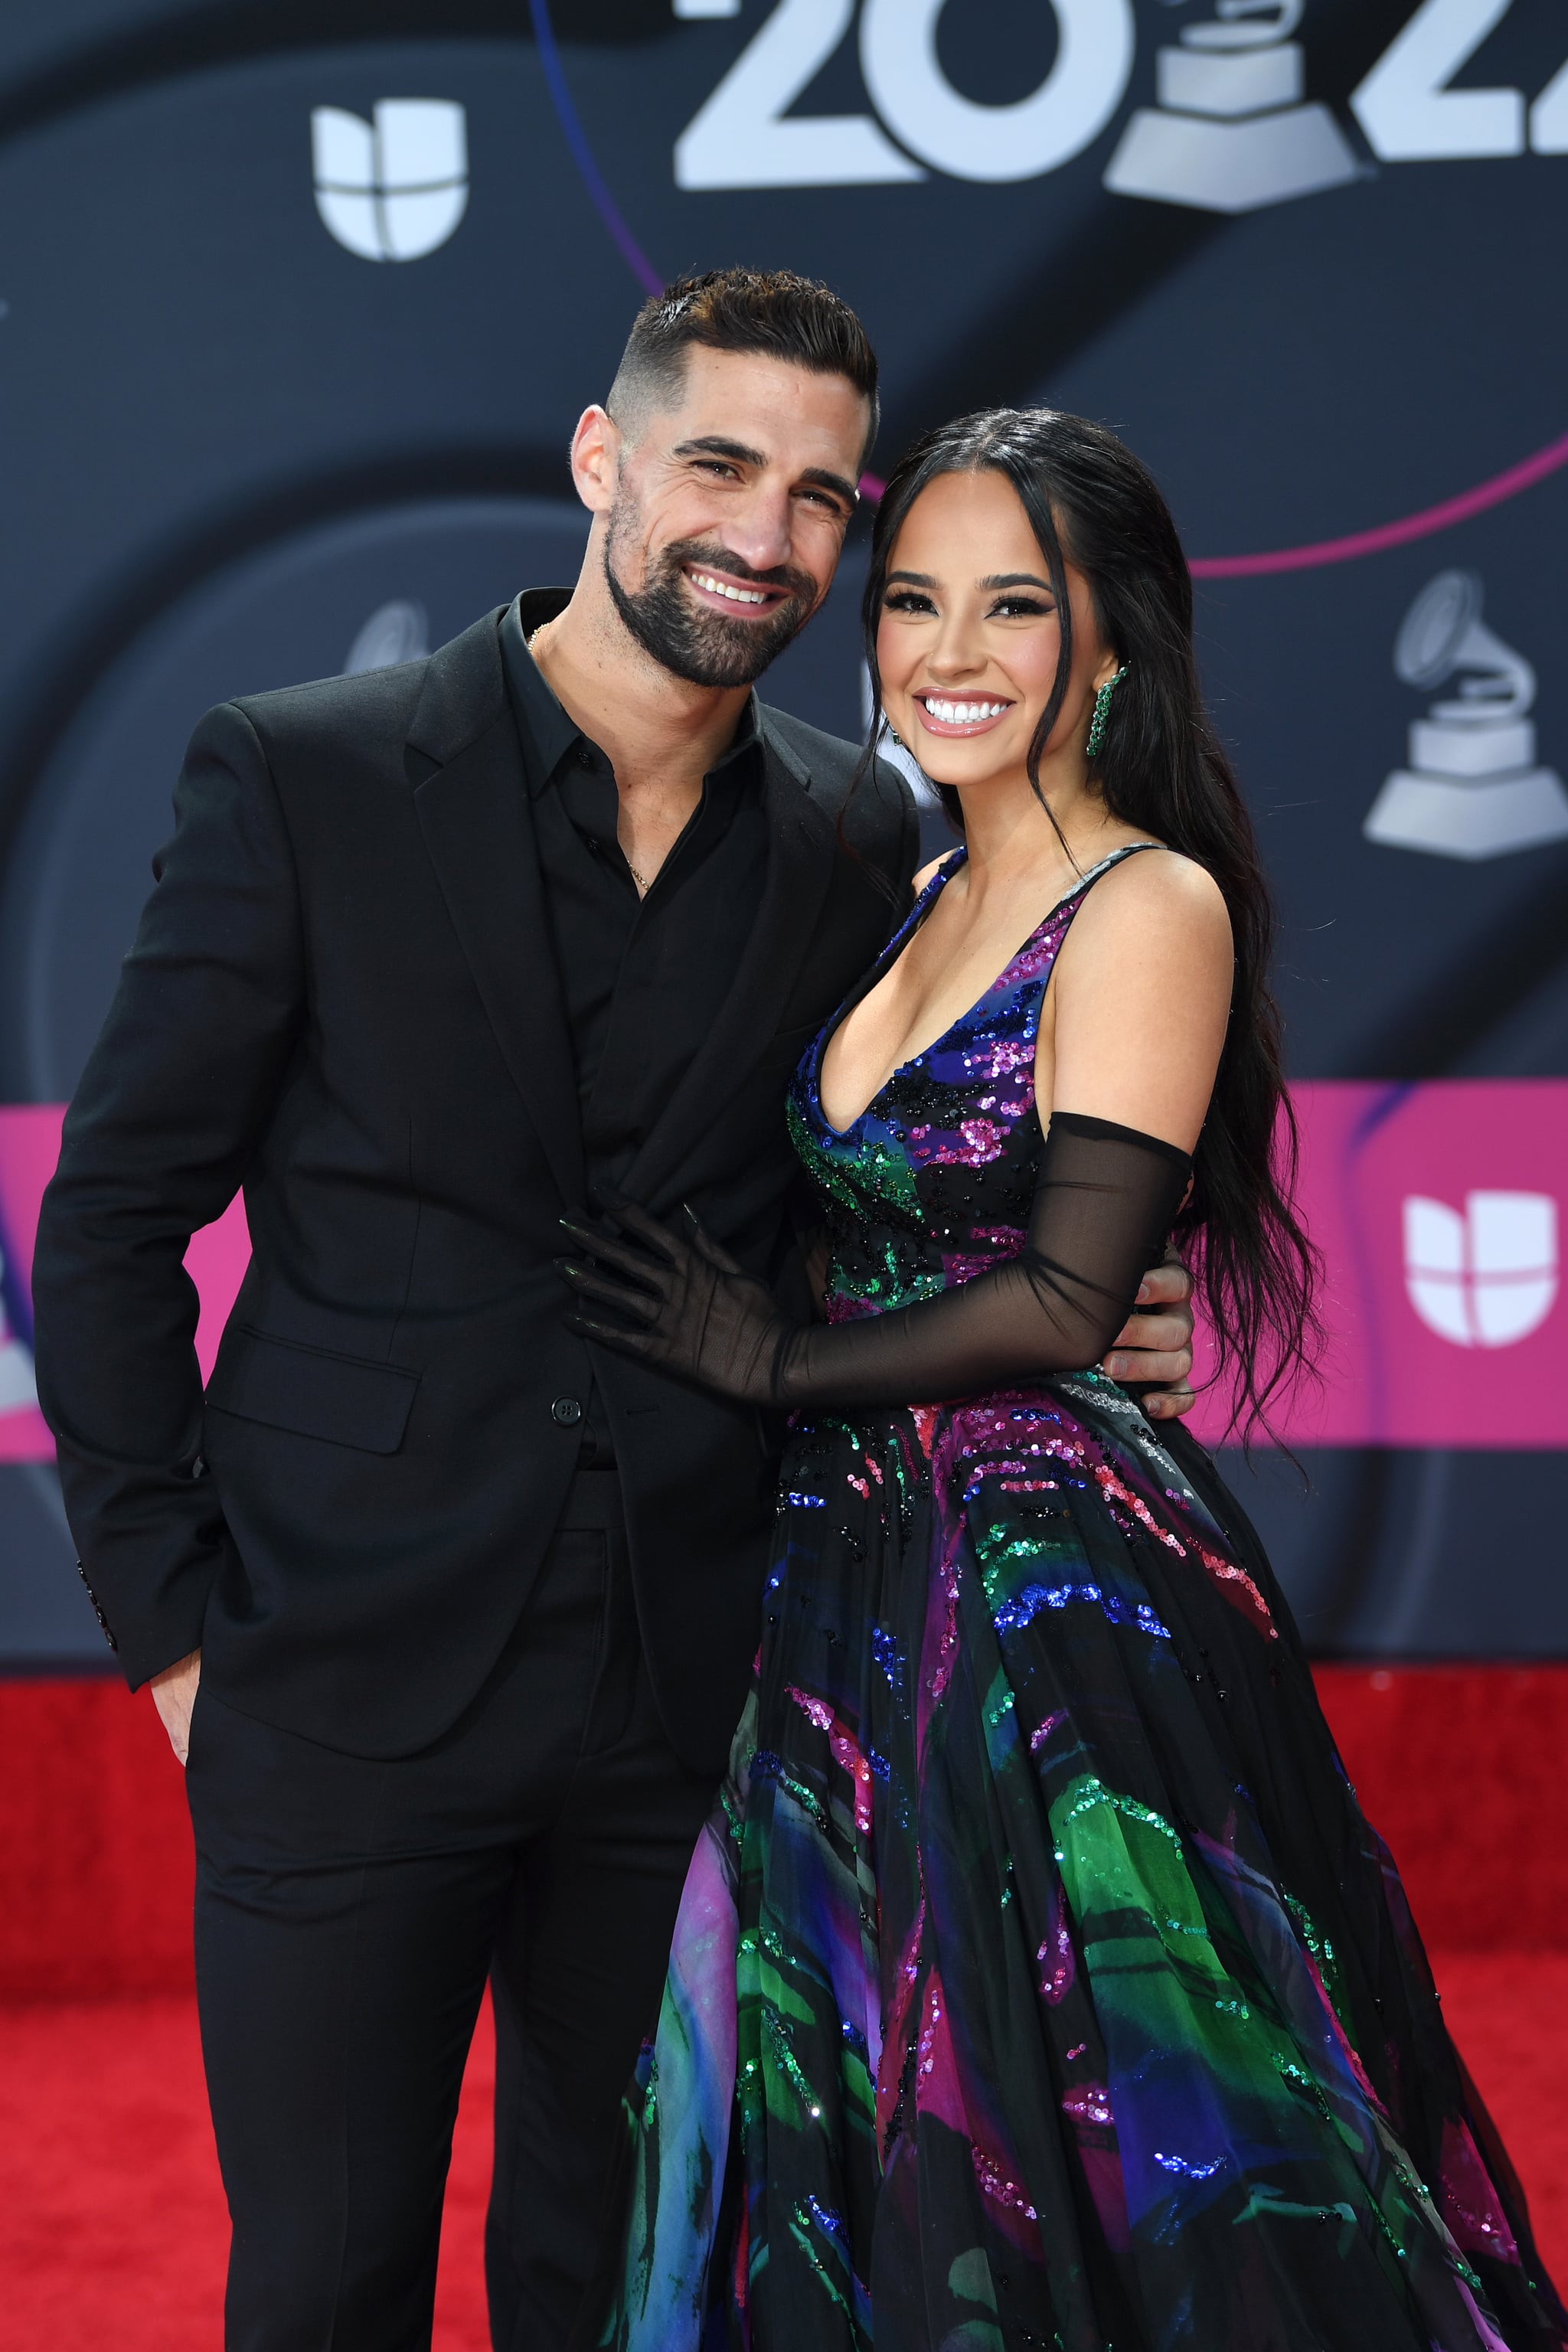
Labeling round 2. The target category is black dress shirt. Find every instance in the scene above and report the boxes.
[500,589,773,1463]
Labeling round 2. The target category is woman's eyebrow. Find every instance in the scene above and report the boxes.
[978,571,1053,591]
[885,569,939,588]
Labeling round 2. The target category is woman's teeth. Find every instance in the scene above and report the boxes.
[690,571,769,606]
[921,697,1008,724]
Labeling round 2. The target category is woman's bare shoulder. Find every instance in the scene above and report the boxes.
[1070,844,1231,957]
[1047,848,1233,1148]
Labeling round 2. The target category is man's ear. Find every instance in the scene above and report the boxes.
[569,404,621,516]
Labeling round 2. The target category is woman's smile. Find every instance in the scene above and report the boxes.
[911,690,1014,737]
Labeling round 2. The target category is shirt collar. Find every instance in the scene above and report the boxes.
[501,589,580,794]
[499,589,766,795]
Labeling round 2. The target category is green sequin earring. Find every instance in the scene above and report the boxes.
[1086,663,1129,760]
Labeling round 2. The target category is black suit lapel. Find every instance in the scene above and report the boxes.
[623,717,836,1207]
[409,615,586,1211]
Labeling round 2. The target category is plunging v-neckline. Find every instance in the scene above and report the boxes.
[812,841,1160,1139]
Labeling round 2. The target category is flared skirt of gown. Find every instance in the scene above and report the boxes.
[598,1373,1564,2352]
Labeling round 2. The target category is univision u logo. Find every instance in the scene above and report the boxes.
[312,100,468,262]
[1403,1190,1558,1348]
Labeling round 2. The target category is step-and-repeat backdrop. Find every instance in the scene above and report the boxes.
[2,0,1565,1663]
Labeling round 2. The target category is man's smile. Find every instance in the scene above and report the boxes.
[681,562,791,617]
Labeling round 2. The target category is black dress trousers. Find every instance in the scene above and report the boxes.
[185,1472,715,2352]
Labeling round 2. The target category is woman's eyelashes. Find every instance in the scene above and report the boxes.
[880,590,1053,620]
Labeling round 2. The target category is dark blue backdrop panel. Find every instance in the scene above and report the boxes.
[2,499,592,1099]
[2,0,1563,1664]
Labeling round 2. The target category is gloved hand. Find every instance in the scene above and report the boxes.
[558,1118,1193,1414]
[558,1197,794,1405]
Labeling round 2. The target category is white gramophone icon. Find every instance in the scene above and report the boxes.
[343,599,429,676]
[1364,571,1568,861]
[1104,0,1361,214]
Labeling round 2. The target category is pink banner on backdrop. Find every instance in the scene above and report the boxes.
[1185,1080,1568,1449]
[1,1085,1564,1465]
[0,1107,250,1463]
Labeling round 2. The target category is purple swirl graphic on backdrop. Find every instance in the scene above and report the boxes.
[531,13,1568,576]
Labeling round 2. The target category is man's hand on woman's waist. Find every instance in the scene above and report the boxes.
[1102,1250,1196,1420]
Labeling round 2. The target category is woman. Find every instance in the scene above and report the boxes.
[560,410,1563,2350]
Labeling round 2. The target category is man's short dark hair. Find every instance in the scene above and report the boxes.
[607,267,879,467]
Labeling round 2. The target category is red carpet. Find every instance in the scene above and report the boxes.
[0,1994,498,2350]
[0,1963,1563,2348]
[2,1668,1566,2344]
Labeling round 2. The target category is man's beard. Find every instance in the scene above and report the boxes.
[603,506,818,689]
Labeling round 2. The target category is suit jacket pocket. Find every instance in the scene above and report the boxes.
[206,1327,419,1455]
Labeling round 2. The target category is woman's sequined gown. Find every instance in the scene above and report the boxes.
[602,853,1564,2352]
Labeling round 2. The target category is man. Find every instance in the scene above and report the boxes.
[34,270,1195,2349]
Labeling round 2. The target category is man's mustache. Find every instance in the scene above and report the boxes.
[663,541,818,606]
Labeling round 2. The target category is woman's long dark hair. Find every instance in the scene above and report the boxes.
[858,407,1318,1440]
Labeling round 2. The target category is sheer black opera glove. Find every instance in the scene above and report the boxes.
[557,1112,1193,1413]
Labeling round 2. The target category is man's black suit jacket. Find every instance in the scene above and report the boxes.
[32,608,918,1773]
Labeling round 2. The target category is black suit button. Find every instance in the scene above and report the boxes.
[551,1396,583,1426]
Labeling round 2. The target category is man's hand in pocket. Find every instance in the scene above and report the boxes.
[150,1648,201,1765]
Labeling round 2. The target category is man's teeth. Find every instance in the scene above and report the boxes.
[922,697,1008,724]
[691,571,769,606]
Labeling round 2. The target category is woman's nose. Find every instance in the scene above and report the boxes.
[926,633,985,680]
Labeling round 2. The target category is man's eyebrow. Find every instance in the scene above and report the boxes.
[671,435,768,469]
[978,571,1054,592]
[800,466,860,508]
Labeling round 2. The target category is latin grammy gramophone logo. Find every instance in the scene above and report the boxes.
[1104,0,1360,211]
[311,100,468,263]
[343,601,429,675]
[1364,570,1568,861]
